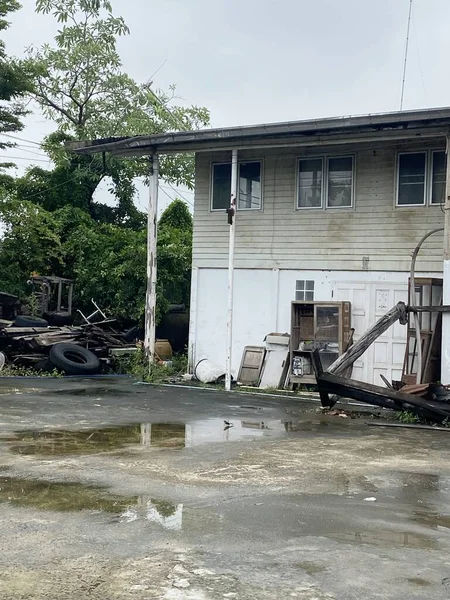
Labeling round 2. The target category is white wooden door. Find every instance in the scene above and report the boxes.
[334,281,408,384]
[334,282,370,382]
[369,284,408,385]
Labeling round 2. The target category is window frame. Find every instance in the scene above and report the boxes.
[430,149,446,205]
[210,159,263,212]
[325,155,355,209]
[396,151,427,207]
[296,156,324,210]
[395,149,447,207]
[296,154,355,210]
[295,279,315,301]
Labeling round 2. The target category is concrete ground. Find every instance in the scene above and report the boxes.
[0,377,449,599]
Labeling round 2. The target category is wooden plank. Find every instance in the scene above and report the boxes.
[311,350,334,408]
[327,303,407,376]
[238,346,266,385]
[317,371,450,422]
[408,305,450,313]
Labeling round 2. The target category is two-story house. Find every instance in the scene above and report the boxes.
[73,107,450,385]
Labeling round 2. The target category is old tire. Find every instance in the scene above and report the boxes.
[49,343,100,376]
[14,315,48,328]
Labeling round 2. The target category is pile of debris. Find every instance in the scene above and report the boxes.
[313,302,450,424]
[0,277,179,376]
[0,277,148,375]
[0,317,141,375]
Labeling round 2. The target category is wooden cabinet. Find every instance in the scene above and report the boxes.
[289,301,351,386]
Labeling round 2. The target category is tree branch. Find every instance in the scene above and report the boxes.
[35,80,79,126]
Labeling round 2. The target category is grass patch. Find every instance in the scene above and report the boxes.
[113,346,188,383]
[0,364,62,378]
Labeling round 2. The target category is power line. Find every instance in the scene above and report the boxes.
[146,59,168,85]
[5,145,48,158]
[165,181,194,207]
[159,183,193,208]
[145,84,190,133]
[160,183,194,195]
[0,155,51,163]
[400,0,413,111]
[0,133,42,146]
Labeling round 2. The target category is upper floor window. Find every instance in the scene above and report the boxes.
[397,150,446,206]
[297,155,354,209]
[211,161,262,211]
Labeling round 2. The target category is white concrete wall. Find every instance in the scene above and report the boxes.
[190,267,441,384]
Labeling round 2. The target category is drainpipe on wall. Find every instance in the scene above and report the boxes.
[144,153,159,367]
[225,149,238,391]
[442,134,450,384]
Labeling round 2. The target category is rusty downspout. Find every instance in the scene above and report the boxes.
[410,227,444,384]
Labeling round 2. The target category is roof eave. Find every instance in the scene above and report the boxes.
[68,107,450,157]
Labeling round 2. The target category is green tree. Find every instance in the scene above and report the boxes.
[22,0,209,225]
[0,0,199,325]
[0,0,31,169]
[0,199,62,295]
[157,199,193,314]
[0,197,193,323]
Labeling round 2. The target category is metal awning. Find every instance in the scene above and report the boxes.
[68,106,450,157]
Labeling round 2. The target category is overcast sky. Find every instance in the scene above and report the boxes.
[3,0,450,212]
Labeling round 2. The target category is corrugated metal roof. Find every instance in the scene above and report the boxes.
[69,106,450,156]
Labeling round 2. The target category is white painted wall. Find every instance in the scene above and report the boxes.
[189,267,441,384]
[193,268,276,372]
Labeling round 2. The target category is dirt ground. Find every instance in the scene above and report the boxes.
[0,377,449,599]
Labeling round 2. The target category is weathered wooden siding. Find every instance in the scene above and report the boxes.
[192,140,445,272]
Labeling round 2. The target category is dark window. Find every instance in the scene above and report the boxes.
[327,156,353,207]
[212,161,262,210]
[238,162,262,209]
[212,163,232,210]
[298,158,323,208]
[398,153,426,206]
[431,151,446,204]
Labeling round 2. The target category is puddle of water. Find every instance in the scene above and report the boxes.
[0,476,181,528]
[2,418,321,456]
[328,529,437,549]
[411,509,450,530]
[5,425,143,456]
[120,496,183,530]
[0,476,137,513]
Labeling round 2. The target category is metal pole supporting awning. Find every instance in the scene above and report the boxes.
[225,149,238,390]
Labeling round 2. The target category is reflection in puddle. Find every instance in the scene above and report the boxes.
[330,529,437,549]
[0,476,181,528]
[121,496,183,530]
[6,426,142,456]
[3,419,311,456]
[411,509,450,530]
[0,476,136,513]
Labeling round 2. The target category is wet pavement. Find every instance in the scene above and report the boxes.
[0,378,450,598]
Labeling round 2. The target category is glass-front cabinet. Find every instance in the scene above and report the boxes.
[289,301,351,386]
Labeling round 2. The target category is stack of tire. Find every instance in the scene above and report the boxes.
[14,316,100,376]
